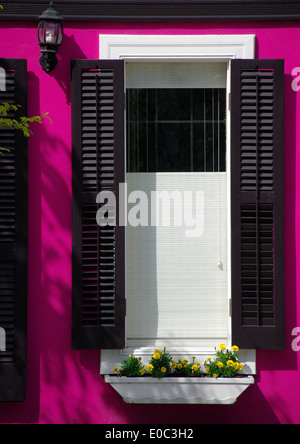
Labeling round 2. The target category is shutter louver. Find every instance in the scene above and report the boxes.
[231,59,285,350]
[72,60,125,350]
[0,59,28,401]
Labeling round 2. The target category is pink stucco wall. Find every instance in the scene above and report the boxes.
[0,20,299,424]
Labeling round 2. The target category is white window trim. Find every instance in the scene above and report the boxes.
[99,34,255,61]
[99,34,256,376]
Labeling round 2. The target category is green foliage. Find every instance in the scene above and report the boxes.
[172,356,203,377]
[113,345,245,379]
[204,345,244,378]
[147,347,173,379]
[113,354,145,377]
[0,103,51,154]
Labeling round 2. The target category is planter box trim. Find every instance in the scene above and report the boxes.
[105,375,255,404]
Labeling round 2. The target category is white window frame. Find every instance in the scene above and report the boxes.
[100,34,256,375]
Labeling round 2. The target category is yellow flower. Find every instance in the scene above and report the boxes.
[152,353,161,360]
[128,354,132,358]
[177,364,183,370]
[147,364,154,372]
[206,357,212,362]
[161,367,167,373]
[155,349,163,356]
[172,360,176,368]
[183,359,189,364]
[140,369,145,376]
[217,362,224,368]
[213,374,218,378]
[227,360,234,367]
[233,362,240,370]
[219,344,226,350]
[192,356,196,360]
[192,364,198,371]
[113,367,119,372]
[231,345,239,352]
[239,363,244,370]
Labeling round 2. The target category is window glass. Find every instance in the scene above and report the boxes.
[127,88,226,173]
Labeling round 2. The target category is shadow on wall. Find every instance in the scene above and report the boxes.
[0,64,73,423]
[48,34,88,105]
[0,70,43,423]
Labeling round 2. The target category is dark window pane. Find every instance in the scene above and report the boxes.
[127,88,226,173]
[156,89,191,121]
[156,123,191,172]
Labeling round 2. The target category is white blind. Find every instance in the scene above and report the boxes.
[126,62,227,89]
[126,173,228,347]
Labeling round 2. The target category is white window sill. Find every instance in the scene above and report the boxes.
[105,375,255,405]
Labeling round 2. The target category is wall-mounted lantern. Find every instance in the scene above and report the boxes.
[37,1,64,73]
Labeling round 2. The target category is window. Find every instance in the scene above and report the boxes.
[127,87,226,173]
[71,36,285,366]
[126,63,227,173]
[125,62,229,347]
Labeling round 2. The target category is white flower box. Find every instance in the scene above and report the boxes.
[105,375,255,405]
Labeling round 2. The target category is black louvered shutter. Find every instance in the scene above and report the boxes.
[72,60,125,349]
[0,59,28,401]
[231,59,285,350]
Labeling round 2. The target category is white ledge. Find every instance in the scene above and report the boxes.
[105,375,255,405]
[100,34,256,61]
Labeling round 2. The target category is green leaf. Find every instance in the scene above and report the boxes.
[0,147,10,154]
[0,103,51,154]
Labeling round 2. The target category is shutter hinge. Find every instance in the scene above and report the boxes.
[228,92,231,111]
